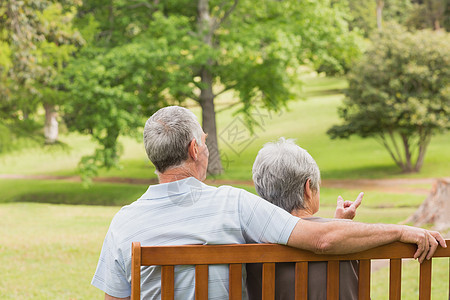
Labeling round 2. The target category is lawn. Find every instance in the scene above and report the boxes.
[0,203,114,299]
[0,193,447,299]
[1,75,449,299]
[0,76,449,181]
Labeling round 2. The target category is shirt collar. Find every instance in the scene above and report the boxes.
[140,177,206,200]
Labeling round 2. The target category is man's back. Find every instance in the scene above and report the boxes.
[92,177,299,299]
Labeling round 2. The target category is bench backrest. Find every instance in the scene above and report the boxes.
[131,240,450,300]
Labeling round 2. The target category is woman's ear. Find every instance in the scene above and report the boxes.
[304,179,312,201]
[188,138,198,160]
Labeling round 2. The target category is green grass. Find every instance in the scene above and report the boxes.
[0,75,448,299]
[0,179,147,206]
[371,258,450,299]
[0,179,441,299]
[0,202,116,299]
[0,77,449,181]
[0,200,447,299]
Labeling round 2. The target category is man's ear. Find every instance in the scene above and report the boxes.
[304,179,312,201]
[188,138,198,160]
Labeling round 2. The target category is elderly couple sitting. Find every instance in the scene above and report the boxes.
[92,106,445,300]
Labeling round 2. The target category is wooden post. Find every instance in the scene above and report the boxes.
[195,265,209,299]
[419,259,432,300]
[228,264,242,300]
[131,242,141,300]
[161,266,174,300]
[358,259,371,300]
[389,259,402,300]
[294,262,308,299]
[262,263,275,300]
[327,261,339,300]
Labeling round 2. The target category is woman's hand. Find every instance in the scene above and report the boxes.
[334,192,364,220]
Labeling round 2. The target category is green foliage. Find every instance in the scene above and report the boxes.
[328,24,450,172]
[294,0,363,74]
[405,0,449,31]
[60,0,362,180]
[1,76,448,181]
[343,0,377,34]
[0,0,84,150]
[343,0,413,36]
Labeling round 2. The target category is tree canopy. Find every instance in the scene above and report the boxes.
[328,24,449,172]
[61,0,362,177]
[0,0,83,148]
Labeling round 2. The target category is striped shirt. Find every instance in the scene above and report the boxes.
[91,177,299,299]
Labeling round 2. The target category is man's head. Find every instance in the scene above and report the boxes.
[144,106,208,179]
[252,138,321,213]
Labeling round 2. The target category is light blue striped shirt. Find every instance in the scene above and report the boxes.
[92,177,299,299]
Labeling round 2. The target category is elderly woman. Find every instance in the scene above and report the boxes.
[246,138,362,300]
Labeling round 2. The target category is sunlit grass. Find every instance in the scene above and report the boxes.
[1,77,448,181]
[0,203,116,299]
[0,75,448,299]
[371,257,450,299]
[0,198,446,299]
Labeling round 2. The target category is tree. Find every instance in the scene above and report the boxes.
[406,0,449,31]
[64,0,362,177]
[376,0,385,30]
[328,24,450,173]
[0,0,83,147]
[342,0,412,35]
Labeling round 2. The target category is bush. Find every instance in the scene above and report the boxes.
[328,24,450,173]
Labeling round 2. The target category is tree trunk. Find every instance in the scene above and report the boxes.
[401,133,413,172]
[426,0,442,31]
[198,0,223,175]
[376,0,384,31]
[414,134,431,172]
[44,103,58,144]
[406,179,450,232]
[199,75,223,175]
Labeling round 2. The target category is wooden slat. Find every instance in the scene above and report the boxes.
[140,241,450,266]
[131,240,450,300]
[262,262,275,300]
[448,258,450,300]
[161,266,174,300]
[419,259,432,300]
[294,262,308,299]
[389,259,402,300]
[195,265,208,300]
[358,259,371,300]
[327,260,339,300]
[228,264,242,300]
[131,242,141,300]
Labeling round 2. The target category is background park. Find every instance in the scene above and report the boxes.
[0,0,449,299]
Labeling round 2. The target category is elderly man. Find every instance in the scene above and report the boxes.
[92,106,446,300]
[247,138,361,300]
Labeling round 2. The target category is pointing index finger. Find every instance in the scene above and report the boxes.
[352,192,364,209]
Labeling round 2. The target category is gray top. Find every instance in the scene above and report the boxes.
[246,217,359,300]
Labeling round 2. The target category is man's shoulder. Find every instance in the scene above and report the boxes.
[212,184,263,201]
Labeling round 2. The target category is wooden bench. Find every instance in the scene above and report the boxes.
[131,240,450,299]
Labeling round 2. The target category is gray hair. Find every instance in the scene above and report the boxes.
[252,137,321,212]
[143,106,203,173]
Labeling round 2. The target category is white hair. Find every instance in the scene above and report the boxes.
[252,137,321,212]
[143,106,203,173]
